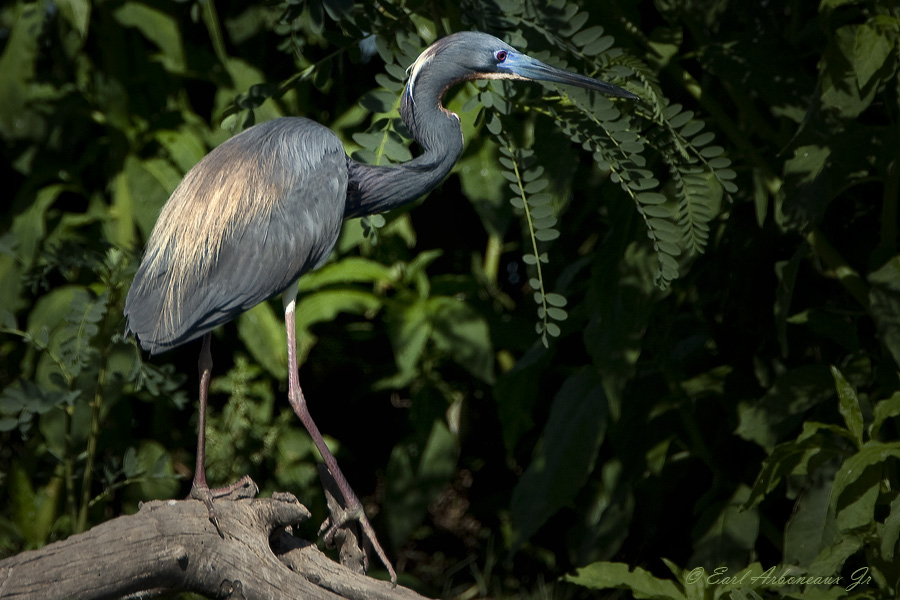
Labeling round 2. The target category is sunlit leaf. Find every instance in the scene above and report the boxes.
[565,562,686,600]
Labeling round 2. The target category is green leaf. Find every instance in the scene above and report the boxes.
[454,141,510,236]
[638,192,667,205]
[0,2,42,139]
[359,90,394,114]
[545,293,567,307]
[830,366,863,447]
[429,296,494,383]
[123,446,139,478]
[820,25,883,117]
[9,185,69,269]
[647,26,682,68]
[274,428,317,490]
[879,494,900,560]
[833,451,879,531]
[819,0,859,10]
[8,463,62,549]
[783,471,838,565]
[494,345,549,456]
[237,301,288,380]
[691,131,715,147]
[668,110,693,129]
[56,0,92,40]
[374,73,403,92]
[129,157,181,240]
[113,2,186,73]
[26,286,92,345]
[510,370,607,548]
[690,485,759,569]
[546,307,567,321]
[154,130,207,175]
[680,120,704,138]
[533,228,560,241]
[643,204,672,218]
[736,365,834,451]
[868,256,900,371]
[745,424,842,508]
[584,36,614,56]
[699,145,724,158]
[296,257,394,292]
[850,23,895,88]
[831,441,900,523]
[382,136,413,162]
[871,392,900,440]
[573,26,604,47]
[126,441,179,502]
[807,530,864,575]
[564,562,686,600]
[385,298,431,384]
[385,420,458,547]
[293,289,383,364]
[585,242,661,418]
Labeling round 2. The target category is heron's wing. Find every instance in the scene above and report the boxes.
[124,118,348,354]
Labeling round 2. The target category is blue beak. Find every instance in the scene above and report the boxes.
[503,53,638,99]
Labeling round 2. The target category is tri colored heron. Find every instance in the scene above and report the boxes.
[124,31,636,583]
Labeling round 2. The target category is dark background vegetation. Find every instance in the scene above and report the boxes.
[2,0,899,598]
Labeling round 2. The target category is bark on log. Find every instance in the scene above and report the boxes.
[0,492,428,600]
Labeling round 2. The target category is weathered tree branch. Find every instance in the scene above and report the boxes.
[0,492,428,600]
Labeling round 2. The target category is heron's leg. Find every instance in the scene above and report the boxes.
[190,333,257,527]
[282,291,397,585]
[189,334,219,522]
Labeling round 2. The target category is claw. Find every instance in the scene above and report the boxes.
[318,503,364,544]
[191,475,259,534]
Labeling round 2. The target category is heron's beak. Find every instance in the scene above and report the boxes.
[503,53,638,99]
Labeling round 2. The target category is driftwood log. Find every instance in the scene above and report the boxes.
[0,483,429,600]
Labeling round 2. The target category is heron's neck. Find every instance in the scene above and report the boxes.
[344,77,464,219]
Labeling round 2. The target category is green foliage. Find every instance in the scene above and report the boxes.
[509,370,608,550]
[2,1,900,599]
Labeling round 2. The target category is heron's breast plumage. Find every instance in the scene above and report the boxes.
[124,117,348,354]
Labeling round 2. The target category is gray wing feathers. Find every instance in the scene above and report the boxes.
[124,118,348,354]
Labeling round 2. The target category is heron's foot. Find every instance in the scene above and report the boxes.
[318,503,368,577]
[319,502,396,584]
[316,465,396,585]
[190,475,259,530]
[318,503,364,544]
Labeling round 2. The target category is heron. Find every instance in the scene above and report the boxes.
[124,30,636,583]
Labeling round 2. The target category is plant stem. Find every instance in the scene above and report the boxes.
[64,407,77,531]
[76,355,107,533]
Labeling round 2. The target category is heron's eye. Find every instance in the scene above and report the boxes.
[494,50,508,63]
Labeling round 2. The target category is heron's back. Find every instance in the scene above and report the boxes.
[125,117,348,354]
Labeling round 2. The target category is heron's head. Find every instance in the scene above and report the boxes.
[406,31,637,102]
